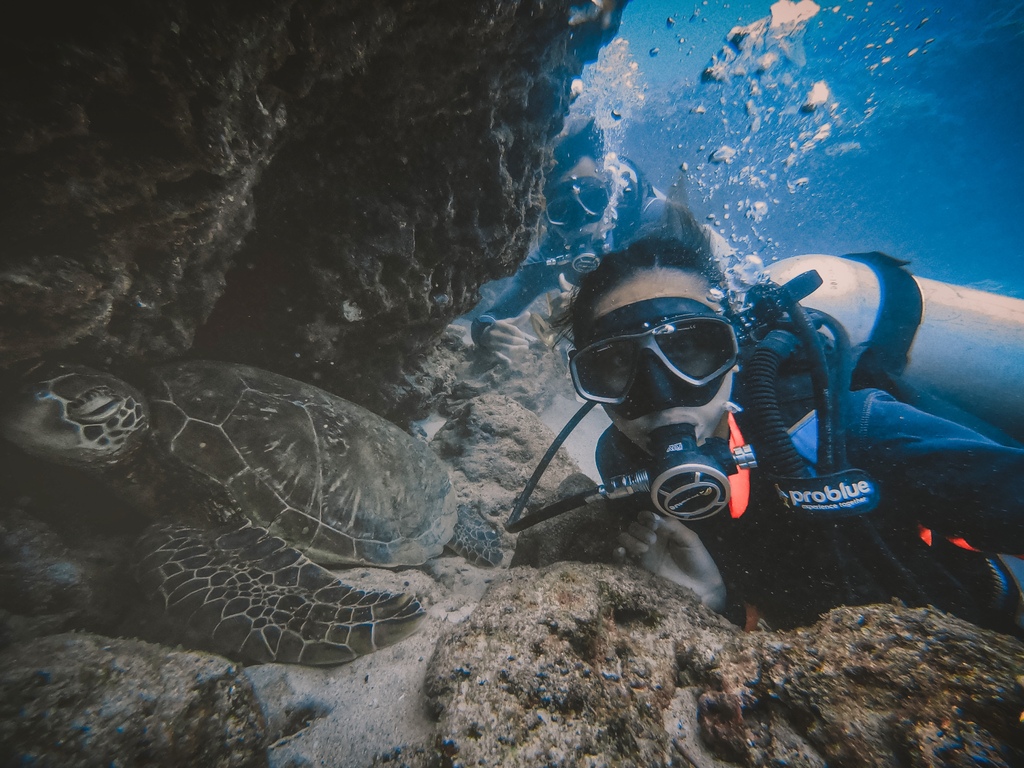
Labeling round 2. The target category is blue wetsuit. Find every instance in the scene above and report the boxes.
[597,388,1024,635]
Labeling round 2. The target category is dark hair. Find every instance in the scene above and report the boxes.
[564,230,726,346]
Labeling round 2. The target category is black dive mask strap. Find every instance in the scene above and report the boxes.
[581,297,721,348]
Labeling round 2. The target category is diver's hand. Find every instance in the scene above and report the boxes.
[546,273,575,321]
[615,509,727,612]
[478,310,538,364]
[529,274,575,349]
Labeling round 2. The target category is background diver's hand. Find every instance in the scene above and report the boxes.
[530,273,575,349]
[547,272,575,321]
[615,509,727,613]
[477,309,538,364]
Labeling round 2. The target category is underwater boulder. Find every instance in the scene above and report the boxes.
[423,563,742,768]
[0,0,626,419]
[419,562,1024,767]
[0,632,268,768]
[0,503,138,646]
[432,392,580,529]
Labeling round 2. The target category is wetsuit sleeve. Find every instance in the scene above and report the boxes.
[848,389,1024,553]
[484,261,557,320]
[469,251,562,344]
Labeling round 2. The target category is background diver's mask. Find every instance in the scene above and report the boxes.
[545,175,610,231]
[570,297,738,422]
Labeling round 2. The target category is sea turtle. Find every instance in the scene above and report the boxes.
[1,360,502,665]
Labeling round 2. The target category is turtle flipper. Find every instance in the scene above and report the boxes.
[447,506,504,567]
[134,523,425,666]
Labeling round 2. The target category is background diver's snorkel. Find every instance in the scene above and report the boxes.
[505,269,879,534]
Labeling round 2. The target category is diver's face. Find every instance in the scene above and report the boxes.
[547,156,609,240]
[582,268,736,447]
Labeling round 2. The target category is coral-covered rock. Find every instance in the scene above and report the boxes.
[510,474,628,568]
[0,633,268,768]
[432,392,580,529]
[416,563,1024,768]
[705,603,1024,767]
[0,506,137,645]
[423,563,737,768]
[0,0,625,419]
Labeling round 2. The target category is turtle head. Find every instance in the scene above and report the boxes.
[1,367,149,467]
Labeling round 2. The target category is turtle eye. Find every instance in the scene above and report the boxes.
[69,388,124,424]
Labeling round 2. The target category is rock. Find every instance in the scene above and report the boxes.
[421,563,738,768]
[432,392,580,528]
[0,504,137,647]
[446,320,574,417]
[0,0,627,419]
[0,633,268,768]
[412,563,1024,767]
[0,3,283,365]
[510,475,627,567]
[0,508,92,625]
[709,604,1024,766]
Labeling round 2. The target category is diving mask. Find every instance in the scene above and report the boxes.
[546,176,611,230]
[569,298,738,405]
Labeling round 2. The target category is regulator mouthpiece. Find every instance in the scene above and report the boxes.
[624,423,756,521]
[503,407,758,533]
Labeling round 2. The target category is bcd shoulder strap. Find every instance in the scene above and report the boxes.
[842,251,923,388]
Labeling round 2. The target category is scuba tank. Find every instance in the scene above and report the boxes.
[766,253,1024,445]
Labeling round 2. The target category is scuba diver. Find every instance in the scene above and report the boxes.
[471,117,675,362]
[507,231,1024,637]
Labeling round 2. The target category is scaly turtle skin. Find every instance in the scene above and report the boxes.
[1,361,501,665]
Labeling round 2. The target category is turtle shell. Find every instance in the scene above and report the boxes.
[145,361,456,567]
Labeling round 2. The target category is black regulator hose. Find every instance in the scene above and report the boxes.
[505,400,596,532]
[785,292,837,473]
[741,288,880,518]
[744,329,812,478]
[744,270,839,475]
[809,308,854,469]
[505,487,598,533]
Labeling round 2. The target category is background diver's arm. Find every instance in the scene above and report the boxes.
[470,260,560,346]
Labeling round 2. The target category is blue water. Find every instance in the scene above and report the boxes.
[584,0,1024,295]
